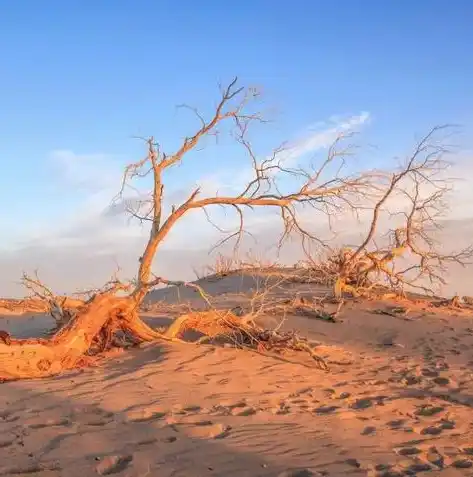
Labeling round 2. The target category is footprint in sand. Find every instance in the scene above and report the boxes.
[0,437,14,448]
[211,400,251,416]
[386,419,407,430]
[0,463,61,475]
[85,417,114,427]
[289,387,313,398]
[124,408,167,423]
[0,412,19,423]
[182,405,202,412]
[415,418,455,436]
[462,446,473,455]
[420,425,442,436]
[169,403,209,416]
[184,421,231,439]
[433,376,450,386]
[136,437,158,446]
[72,407,115,426]
[270,403,291,415]
[290,398,311,409]
[375,460,431,476]
[396,446,422,456]
[96,454,133,475]
[402,461,432,473]
[289,398,309,404]
[313,405,339,415]
[402,375,422,386]
[231,406,256,416]
[350,398,373,410]
[438,419,455,430]
[182,418,214,426]
[277,469,320,477]
[361,426,376,436]
[341,457,360,468]
[414,405,445,417]
[421,368,439,377]
[28,418,71,429]
[452,458,473,469]
[322,388,336,398]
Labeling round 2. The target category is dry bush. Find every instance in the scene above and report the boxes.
[237,250,281,271]
[204,253,239,277]
[294,127,473,300]
[200,251,281,280]
[295,247,387,291]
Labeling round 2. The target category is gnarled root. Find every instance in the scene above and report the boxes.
[162,310,329,370]
[0,293,134,381]
[1,299,329,381]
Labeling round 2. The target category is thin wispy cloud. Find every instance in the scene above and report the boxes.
[44,113,373,252]
[283,111,370,166]
[49,150,123,192]
[193,111,372,196]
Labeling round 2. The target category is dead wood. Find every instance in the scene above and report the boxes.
[0,292,130,380]
[298,126,473,301]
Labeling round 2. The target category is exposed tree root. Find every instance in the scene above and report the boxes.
[0,293,133,381]
[162,309,329,370]
[0,291,329,381]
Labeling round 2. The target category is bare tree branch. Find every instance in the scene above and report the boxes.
[111,78,371,303]
[297,125,473,298]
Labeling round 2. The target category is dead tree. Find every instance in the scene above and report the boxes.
[0,77,368,380]
[319,126,473,298]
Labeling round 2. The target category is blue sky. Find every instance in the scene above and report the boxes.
[0,0,472,295]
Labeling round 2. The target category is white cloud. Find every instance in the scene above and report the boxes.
[3,150,146,254]
[190,111,372,197]
[284,111,370,166]
[49,150,123,192]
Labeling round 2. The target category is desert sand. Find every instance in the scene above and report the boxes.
[2,273,473,477]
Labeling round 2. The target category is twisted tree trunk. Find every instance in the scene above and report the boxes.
[0,293,133,381]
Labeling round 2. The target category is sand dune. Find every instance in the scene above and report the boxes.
[2,274,473,476]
